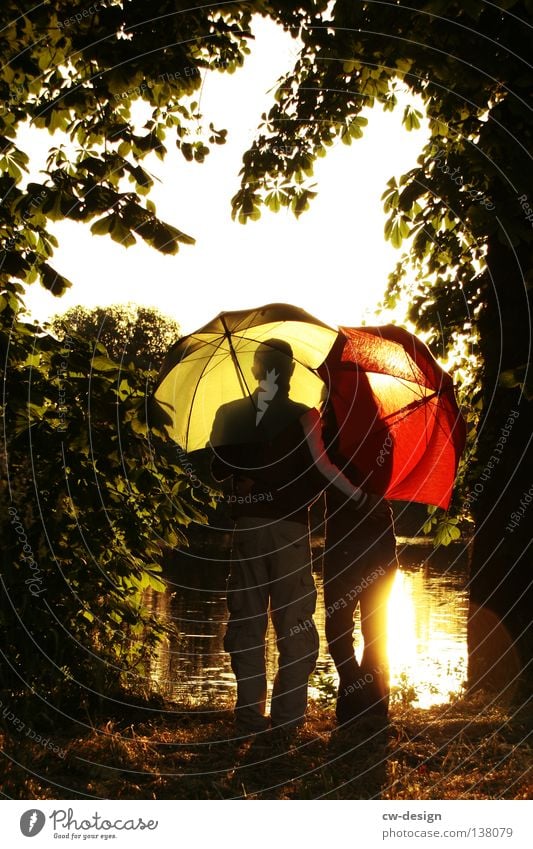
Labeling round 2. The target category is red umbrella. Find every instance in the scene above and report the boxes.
[318,325,466,509]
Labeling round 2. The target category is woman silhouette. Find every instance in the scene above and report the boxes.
[321,401,398,725]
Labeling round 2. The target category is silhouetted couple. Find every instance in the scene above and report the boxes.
[210,340,397,736]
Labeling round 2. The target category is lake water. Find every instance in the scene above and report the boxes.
[147,537,469,710]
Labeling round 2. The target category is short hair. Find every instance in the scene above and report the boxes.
[254,339,294,381]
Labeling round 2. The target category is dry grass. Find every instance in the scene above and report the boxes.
[1,692,531,800]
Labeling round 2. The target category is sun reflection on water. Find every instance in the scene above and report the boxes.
[387,567,468,708]
[147,550,469,711]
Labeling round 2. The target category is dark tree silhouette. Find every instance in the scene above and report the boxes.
[51,304,180,371]
[1,1,531,702]
[233,1,533,699]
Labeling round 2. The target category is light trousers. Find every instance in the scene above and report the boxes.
[224,517,319,732]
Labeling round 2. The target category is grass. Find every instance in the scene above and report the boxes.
[1,691,531,800]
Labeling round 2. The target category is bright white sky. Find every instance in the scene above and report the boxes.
[23,17,427,336]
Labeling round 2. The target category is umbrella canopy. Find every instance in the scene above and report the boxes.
[152,305,465,508]
[152,303,337,452]
[318,325,466,509]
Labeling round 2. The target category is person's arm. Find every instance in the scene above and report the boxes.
[210,443,256,485]
[300,408,368,508]
[211,451,233,482]
[209,405,237,481]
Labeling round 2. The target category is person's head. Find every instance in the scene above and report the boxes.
[252,339,295,392]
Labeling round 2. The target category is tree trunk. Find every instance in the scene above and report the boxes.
[468,238,533,698]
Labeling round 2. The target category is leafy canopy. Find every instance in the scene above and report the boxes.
[2,1,532,706]
[51,303,181,370]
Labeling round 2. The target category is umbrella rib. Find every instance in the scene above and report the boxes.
[221,316,258,416]
[178,332,233,449]
[182,319,334,448]
[244,324,334,370]
[184,324,264,447]
[336,358,432,401]
[399,342,456,451]
[373,388,460,455]
[363,353,460,450]
[426,385,465,454]
[347,390,439,436]
[184,339,223,450]
[182,329,257,450]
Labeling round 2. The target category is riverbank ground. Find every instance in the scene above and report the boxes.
[1,691,531,799]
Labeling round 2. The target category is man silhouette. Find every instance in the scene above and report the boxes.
[210,340,371,736]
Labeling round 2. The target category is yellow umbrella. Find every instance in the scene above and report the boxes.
[152,303,337,452]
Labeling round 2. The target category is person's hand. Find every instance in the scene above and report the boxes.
[234,475,255,497]
[359,492,392,521]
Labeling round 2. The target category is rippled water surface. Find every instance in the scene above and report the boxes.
[147,538,469,709]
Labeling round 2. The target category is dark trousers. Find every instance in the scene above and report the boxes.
[323,521,397,720]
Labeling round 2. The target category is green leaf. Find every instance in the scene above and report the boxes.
[110,217,137,248]
[90,215,115,236]
[499,365,533,399]
[382,181,399,212]
[162,222,196,246]
[91,355,119,372]
[40,263,73,295]
[265,191,282,213]
[146,573,166,592]
[434,521,461,546]
[403,105,423,132]
[130,416,148,435]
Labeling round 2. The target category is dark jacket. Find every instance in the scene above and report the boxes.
[211,395,328,524]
